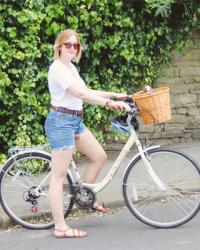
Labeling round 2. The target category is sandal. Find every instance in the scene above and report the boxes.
[54,227,88,238]
[91,202,108,213]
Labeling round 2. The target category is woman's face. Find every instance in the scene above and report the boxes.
[60,34,79,61]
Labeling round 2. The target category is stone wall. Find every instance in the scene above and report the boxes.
[107,31,200,150]
[152,30,200,145]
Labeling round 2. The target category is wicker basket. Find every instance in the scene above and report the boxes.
[133,87,171,125]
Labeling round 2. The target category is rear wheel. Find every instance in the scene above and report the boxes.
[0,151,74,229]
[123,148,200,228]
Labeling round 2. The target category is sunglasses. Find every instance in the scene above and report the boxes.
[63,42,80,50]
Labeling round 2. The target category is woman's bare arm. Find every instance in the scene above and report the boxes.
[67,82,130,111]
[89,89,128,100]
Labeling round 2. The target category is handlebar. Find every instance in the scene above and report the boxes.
[114,96,137,112]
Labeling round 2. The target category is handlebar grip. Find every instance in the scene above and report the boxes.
[113,96,137,111]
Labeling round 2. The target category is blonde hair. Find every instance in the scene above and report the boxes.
[53,29,83,63]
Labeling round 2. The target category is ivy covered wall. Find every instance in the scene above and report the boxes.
[0,0,199,162]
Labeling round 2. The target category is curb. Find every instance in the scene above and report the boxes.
[0,199,125,230]
[0,216,14,230]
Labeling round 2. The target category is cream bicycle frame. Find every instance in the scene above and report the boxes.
[69,127,166,194]
[8,124,166,197]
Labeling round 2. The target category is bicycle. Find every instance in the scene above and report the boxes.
[0,97,200,230]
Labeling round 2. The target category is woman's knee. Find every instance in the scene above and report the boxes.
[91,150,107,164]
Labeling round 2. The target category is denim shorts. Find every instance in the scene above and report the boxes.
[44,111,86,150]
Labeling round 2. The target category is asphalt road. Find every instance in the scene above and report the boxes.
[1,206,200,250]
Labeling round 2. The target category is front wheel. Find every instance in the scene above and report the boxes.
[0,151,74,229]
[123,148,200,228]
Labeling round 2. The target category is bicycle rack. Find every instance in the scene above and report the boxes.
[8,145,50,156]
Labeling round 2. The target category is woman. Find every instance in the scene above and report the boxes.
[45,29,131,238]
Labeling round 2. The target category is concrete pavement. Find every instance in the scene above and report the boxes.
[1,205,200,250]
[0,142,200,229]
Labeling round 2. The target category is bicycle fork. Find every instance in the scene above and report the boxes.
[134,131,167,191]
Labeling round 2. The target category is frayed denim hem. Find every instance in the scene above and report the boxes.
[51,145,75,152]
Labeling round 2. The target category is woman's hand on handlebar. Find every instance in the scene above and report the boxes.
[106,100,131,112]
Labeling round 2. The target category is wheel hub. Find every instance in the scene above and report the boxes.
[23,186,41,205]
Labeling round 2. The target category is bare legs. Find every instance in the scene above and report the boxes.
[75,129,107,183]
[76,129,107,211]
[48,128,107,237]
[49,149,73,229]
[49,149,87,237]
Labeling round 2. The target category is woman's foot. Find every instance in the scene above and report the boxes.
[54,227,88,238]
[92,202,108,213]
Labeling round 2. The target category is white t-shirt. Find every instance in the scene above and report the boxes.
[48,60,85,110]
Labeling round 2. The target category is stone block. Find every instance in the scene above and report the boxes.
[186,118,200,129]
[192,130,200,139]
[172,94,197,108]
[176,108,187,115]
[194,77,200,83]
[170,84,189,94]
[184,77,196,84]
[182,49,200,61]
[186,107,200,116]
[161,131,184,138]
[172,138,182,143]
[180,67,200,77]
[156,77,185,87]
[172,108,176,115]
[190,84,200,94]
[168,114,187,124]
[164,123,185,131]
[162,67,180,78]
[142,132,161,140]
[156,138,178,146]
[183,132,192,139]
[175,61,200,67]
[139,124,156,133]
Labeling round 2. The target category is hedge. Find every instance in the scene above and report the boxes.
[0,0,199,163]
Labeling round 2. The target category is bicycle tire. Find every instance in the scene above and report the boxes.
[0,151,74,229]
[123,148,200,228]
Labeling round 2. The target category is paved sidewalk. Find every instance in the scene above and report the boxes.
[1,208,200,250]
[0,142,200,228]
